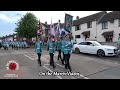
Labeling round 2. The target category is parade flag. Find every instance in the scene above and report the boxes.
[37,20,42,41]
[61,28,65,36]
[64,13,73,33]
[50,19,56,36]
[56,21,60,36]
[50,18,56,41]
[37,20,42,36]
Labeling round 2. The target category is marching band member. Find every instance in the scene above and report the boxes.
[56,36,64,64]
[35,38,43,66]
[61,36,65,65]
[63,34,73,72]
[47,35,56,68]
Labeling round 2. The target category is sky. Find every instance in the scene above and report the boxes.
[0,11,111,37]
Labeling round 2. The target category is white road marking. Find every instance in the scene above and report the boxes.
[24,54,89,79]
[80,75,89,79]
[43,66,62,79]
[56,63,89,79]
[44,64,50,65]
[24,54,34,60]
[56,63,65,68]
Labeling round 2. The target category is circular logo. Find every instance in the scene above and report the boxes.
[6,60,19,71]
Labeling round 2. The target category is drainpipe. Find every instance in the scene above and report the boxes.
[96,21,97,41]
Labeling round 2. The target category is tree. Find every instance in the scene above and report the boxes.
[15,13,38,39]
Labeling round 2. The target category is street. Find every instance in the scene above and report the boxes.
[0,48,120,79]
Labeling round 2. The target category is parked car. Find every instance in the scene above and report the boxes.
[73,41,118,57]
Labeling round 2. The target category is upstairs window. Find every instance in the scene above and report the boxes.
[75,25,81,31]
[102,22,108,29]
[110,20,114,23]
[119,19,120,27]
[87,22,92,28]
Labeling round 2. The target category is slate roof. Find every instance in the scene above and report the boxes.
[98,11,120,23]
[73,11,107,26]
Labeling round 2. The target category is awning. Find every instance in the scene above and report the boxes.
[102,31,114,36]
[81,31,90,35]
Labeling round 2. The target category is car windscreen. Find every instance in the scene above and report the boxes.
[92,41,102,46]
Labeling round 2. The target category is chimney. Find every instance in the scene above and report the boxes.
[76,16,79,20]
[45,22,47,24]
[58,20,61,23]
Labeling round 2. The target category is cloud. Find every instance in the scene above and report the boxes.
[0,13,11,22]
[0,11,25,23]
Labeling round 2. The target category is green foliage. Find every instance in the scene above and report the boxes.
[15,13,38,39]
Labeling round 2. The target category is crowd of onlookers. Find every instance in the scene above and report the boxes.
[0,41,29,50]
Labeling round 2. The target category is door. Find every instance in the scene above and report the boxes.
[86,42,96,54]
[78,42,87,53]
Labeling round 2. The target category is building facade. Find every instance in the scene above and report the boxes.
[72,11,120,44]
[97,11,120,43]
[72,11,107,41]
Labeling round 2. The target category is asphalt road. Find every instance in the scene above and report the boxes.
[0,48,120,79]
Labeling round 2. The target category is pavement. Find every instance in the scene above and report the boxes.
[0,48,120,79]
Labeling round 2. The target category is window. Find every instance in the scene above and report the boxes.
[75,35,81,39]
[102,22,108,29]
[84,34,90,40]
[119,19,120,27]
[110,20,114,23]
[87,22,92,28]
[86,42,93,45]
[105,35,113,42]
[79,42,87,45]
[75,25,81,31]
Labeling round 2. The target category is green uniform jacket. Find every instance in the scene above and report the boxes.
[47,40,56,53]
[117,37,120,44]
[63,40,73,54]
[56,40,62,50]
[35,42,43,54]
[61,40,65,52]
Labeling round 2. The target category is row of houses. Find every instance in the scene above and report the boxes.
[1,11,120,45]
[72,11,120,43]
[0,33,21,42]
[42,11,120,44]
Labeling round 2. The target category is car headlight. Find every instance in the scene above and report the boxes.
[106,49,113,51]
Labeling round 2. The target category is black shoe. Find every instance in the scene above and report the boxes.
[50,63,52,66]
[40,64,42,66]
[69,68,72,72]
[68,66,72,72]
[65,65,68,69]
[53,65,56,68]
[61,60,64,65]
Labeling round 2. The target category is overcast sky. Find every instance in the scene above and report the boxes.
[0,11,111,37]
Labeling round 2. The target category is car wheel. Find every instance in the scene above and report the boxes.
[75,48,80,54]
[97,49,105,57]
